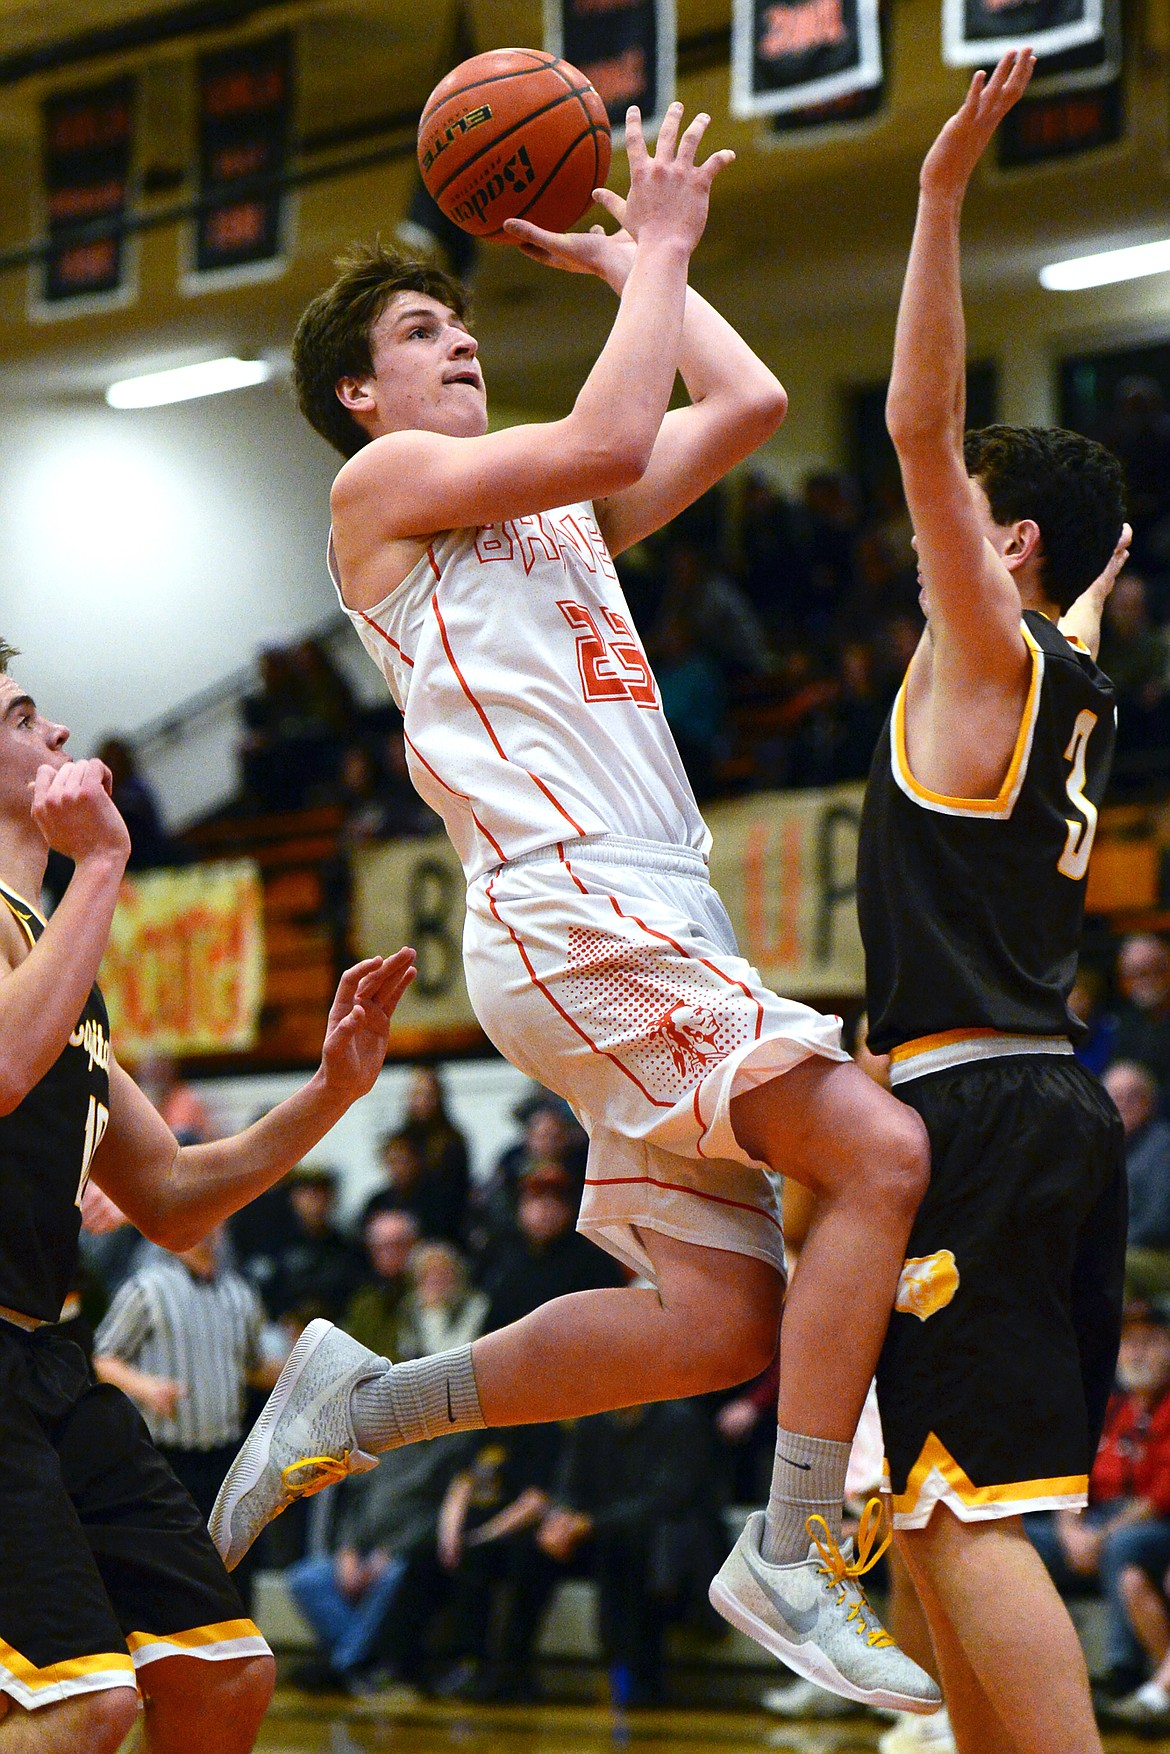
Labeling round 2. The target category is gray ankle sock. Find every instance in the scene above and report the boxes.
[350,1345,485,1452]
[761,1427,851,1564]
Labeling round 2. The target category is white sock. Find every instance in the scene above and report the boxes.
[761,1426,851,1563]
[349,1345,484,1451]
[1136,1679,1170,1709]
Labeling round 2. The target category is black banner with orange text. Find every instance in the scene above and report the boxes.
[191,32,293,281]
[731,0,882,118]
[544,0,675,136]
[39,76,135,308]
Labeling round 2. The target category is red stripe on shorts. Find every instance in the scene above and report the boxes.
[583,1171,781,1232]
[485,876,671,1108]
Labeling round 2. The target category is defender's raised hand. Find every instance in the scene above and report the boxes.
[318,948,417,1102]
[921,49,1035,199]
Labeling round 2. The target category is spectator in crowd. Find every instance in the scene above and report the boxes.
[1071,965,1120,1077]
[360,1130,468,1246]
[1098,573,1170,795]
[1102,377,1170,586]
[1027,1301,1170,1701]
[435,1426,563,1702]
[474,1091,588,1249]
[654,537,773,680]
[652,614,728,799]
[1103,1062,1170,1299]
[92,1226,277,1525]
[537,1399,728,1710]
[738,468,810,637]
[397,1242,489,1360]
[480,1163,625,1333]
[284,1431,468,1695]
[343,1207,421,1356]
[239,637,355,812]
[93,736,174,869]
[1111,935,1170,1095]
[397,1066,472,1241]
[244,1163,365,1325]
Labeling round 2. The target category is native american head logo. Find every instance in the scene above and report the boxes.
[895,1250,960,1323]
[658,1002,725,1078]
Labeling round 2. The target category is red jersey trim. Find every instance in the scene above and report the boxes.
[403,731,506,862]
[358,611,415,668]
[429,589,588,837]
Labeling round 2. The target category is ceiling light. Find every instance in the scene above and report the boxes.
[1040,239,1170,292]
[106,356,272,408]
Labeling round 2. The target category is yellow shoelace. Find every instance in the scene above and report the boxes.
[806,1498,894,1648]
[280,1453,353,1498]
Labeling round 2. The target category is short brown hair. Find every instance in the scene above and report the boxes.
[292,241,469,458]
[0,640,18,675]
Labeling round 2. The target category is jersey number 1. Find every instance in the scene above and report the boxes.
[1058,710,1099,882]
[76,1093,109,1206]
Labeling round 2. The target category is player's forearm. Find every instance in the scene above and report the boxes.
[0,852,124,1114]
[570,236,691,480]
[156,1069,350,1246]
[886,191,967,454]
[676,286,787,444]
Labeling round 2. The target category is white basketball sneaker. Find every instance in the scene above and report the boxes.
[210,1320,386,1570]
[709,1507,942,1713]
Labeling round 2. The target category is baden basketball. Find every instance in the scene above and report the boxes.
[418,48,612,241]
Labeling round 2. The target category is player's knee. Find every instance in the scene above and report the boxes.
[867,1106,930,1216]
[82,1685,141,1752]
[216,1653,276,1729]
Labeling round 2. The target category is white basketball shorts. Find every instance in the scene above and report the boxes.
[463,834,847,1283]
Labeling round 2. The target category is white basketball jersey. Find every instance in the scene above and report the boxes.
[331,502,711,883]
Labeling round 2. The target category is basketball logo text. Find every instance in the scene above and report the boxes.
[451,143,536,228]
[419,105,493,177]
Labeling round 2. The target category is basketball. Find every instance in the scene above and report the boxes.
[418,48,612,242]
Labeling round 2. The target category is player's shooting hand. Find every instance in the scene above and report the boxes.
[502,208,635,291]
[616,102,734,257]
[921,49,1035,199]
[30,758,131,870]
[318,948,416,1104]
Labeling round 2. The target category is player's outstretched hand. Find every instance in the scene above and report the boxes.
[30,757,131,870]
[318,948,417,1103]
[921,48,1035,199]
[614,101,734,257]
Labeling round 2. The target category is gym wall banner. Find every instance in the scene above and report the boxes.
[544,0,676,137]
[943,0,1103,67]
[101,861,265,1058]
[189,31,293,284]
[731,0,882,119]
[36,76,136,314]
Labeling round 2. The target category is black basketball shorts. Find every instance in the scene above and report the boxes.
[0,1322,269,1710]
[876,1053,1126,1529]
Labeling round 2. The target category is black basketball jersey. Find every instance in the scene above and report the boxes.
[857,612,1116,1056]
[0,882,111,1321]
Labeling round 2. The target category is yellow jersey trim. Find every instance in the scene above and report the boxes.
[891,622,1044,820]
[0,881,44,947]
[892,1431,1087,1527]
[126,1618,263,1654]
[890,1027,1002,1064]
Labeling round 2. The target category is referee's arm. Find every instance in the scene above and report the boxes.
[88,949,415,1250]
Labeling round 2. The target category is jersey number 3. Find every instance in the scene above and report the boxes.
[1058,710,1099,881]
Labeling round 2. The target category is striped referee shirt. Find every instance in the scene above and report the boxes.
[93,1256,263,1451]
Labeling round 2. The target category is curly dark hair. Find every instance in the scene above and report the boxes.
[963,424,1126,614]
[0,640,18,674]
[292,241,469,458]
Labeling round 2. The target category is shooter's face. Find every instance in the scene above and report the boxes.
[343,291,488,441]
[0,675,70,819]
